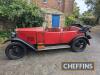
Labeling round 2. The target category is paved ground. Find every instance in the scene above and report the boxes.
[0,26,100,75]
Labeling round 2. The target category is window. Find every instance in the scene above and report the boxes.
[43,0,48,3]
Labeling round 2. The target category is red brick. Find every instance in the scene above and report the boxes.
[32,0,74,16]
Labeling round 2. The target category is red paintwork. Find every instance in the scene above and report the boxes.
[16,26,84,45]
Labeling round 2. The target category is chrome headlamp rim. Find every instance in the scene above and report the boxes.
[11,32,16,38]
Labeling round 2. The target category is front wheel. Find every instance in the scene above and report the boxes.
[5,42,26,60]
[71,38,87,52]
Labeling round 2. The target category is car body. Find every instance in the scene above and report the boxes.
[16,26,83,45]
[5,26,92,60]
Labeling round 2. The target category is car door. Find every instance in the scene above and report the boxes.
[44,28,61,44]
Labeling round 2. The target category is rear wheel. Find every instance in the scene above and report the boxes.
[5,42,26,60]
[71,38,87,52]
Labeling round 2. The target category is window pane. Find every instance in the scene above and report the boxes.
[43,0,48,3]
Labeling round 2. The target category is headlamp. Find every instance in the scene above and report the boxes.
[11,32,16,38]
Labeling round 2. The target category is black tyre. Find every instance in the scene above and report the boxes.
[71,38,87,52]
[5,42,26,60]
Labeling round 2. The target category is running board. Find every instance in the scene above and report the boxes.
[38,45,70,51]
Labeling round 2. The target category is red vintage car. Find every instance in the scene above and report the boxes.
[5,25,91,60]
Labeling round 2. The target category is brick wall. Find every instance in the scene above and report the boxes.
[64,0,74,16]
[32,0,74,16]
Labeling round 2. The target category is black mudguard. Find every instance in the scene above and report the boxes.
[4,38,37,51]
[71,36,90,45]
